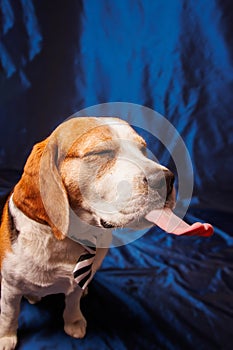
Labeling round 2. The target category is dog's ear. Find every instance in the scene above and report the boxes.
[13,136,69,240]
[39,136,69,240]
[14,117,101,240]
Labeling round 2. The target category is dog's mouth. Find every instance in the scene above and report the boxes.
[100,219,116,229]
[99,187,213,237]
[79,179,213,237]
[98,186,176,230]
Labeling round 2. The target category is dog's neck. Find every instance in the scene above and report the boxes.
[9,195,55,239]
[8,195,86,265]
[9,195,112,251]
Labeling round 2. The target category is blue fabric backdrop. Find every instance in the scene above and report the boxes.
[0,1,233,349]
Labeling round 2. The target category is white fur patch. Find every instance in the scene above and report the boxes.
[4,196,86,296]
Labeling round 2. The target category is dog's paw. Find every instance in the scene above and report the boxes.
[0,335,17,350]
[64,318,87,338]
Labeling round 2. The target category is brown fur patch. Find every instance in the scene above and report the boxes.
[13,139,68,241]
[13,140,51,226]
[66,124,114,159]
[95,157,116,180]
[0,199,13,268]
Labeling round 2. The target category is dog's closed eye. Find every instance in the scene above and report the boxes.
[84,149,115,158]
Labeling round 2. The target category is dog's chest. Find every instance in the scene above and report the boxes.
[3,200,85,296]
[4,232,84,297]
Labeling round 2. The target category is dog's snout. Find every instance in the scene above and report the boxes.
[144,169,174,196]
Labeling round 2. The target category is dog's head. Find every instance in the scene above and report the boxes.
[14,117,175,240]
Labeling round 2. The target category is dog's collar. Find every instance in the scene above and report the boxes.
[73,240,96,290]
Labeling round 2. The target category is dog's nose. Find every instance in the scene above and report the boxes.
[144,169,174,196]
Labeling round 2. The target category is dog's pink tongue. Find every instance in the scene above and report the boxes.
[145,208,213,237]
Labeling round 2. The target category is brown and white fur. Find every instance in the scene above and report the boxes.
[0,117,175,349]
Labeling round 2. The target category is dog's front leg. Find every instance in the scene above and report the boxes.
[63,286,87,339]
[0,278,22,350]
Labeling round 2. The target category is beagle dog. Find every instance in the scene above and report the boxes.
[0,117,175,349]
